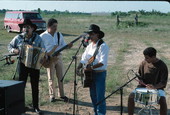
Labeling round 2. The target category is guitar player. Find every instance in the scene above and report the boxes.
[40,18,72,102]
[77,24,109,115]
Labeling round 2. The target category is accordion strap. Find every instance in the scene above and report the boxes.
[19,33,37,45]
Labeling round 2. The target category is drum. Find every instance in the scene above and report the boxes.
[134,88,159,105]
[22,45,45,69]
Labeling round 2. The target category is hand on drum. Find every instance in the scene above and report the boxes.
[146,84,156,89]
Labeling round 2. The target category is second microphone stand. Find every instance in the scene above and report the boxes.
[96,75,138,115]
[61,40,84,115]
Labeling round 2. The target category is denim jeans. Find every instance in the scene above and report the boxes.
[90,71,106,115]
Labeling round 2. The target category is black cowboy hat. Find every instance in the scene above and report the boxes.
[18,19,37,31]
[85,24,105,39]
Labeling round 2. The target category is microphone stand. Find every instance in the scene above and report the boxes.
[60,40,84,115]
[96,75,138,115]
[0,56,10,66]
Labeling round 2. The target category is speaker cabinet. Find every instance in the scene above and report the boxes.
[0,80,25,115]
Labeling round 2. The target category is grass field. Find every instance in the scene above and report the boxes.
[0,12,170,114]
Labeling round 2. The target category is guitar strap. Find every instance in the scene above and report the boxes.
[89,39,104,65]
[57,32,60,45]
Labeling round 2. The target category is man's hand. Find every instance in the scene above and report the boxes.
[85,64,93,71]
[76,63,83,76]
[13,49,19,54]
[146,84,156,89]
[68,43,73,48]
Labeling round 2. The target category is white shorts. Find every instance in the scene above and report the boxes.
[132,88,166,97]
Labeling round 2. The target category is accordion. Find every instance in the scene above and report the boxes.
[21,45,45,69]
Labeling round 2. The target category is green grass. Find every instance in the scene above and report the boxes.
[106,37,131,93]
[0,13,170,106]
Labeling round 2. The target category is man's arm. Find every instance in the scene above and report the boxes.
[154,64,168,89]
[85,63,104,71]
[86,44,109,71]
[59,33,73,49]
[8,36,19,54]
[147,63,168,89]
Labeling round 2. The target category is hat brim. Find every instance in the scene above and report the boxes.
[84,30,93,33]
[98,31,104,39]
[84,30,104,39]
[19,23,37,31]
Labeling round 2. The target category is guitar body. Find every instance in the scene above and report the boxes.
[81,70,93,88]
[40,55,51,68]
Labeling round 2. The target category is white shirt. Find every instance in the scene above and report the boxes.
[80,40,109,70]
[40,30,66,53]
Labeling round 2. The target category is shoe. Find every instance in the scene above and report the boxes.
[60,96,69,102]
[49,97,56,102]
[34,108,43,115]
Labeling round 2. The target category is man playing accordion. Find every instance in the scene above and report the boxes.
[8,19,45,114]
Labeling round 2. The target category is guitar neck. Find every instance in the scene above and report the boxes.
[52,33,86,57]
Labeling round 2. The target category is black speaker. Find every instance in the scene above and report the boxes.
[0,80,25,115]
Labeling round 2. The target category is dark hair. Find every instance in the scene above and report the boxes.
[143,47,157,57]
[47,18,58,27]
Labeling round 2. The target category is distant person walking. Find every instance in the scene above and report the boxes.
[135,14,138,25]
[116,15,120,27]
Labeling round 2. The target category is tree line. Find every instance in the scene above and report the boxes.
[0,9,91,15]
[111,10,170,16]
[0,9,169,16]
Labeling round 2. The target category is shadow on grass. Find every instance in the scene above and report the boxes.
[23,107,72,115]
[25,98,170,114]
[66,98,170,114]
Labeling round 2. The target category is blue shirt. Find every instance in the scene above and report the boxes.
[8,32,45,53]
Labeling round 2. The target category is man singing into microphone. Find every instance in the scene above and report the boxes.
[77,24,109,115]
[128,47,168,115]
[8,19,44,114]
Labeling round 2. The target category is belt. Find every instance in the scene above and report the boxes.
[93,70,106,73]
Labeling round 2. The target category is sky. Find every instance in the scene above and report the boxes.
[0,1,170,13]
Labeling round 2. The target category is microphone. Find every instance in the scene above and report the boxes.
[131,70,147,86]
[82,36,90,47]
[131,70,141,79]
[4,59,15,65]
[3,56,15,65]
[23,26,29,38]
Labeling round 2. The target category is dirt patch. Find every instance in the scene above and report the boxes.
[24,39,170,115]
[123,40,147,72]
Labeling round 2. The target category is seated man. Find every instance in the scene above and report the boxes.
[128,47,168,115]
